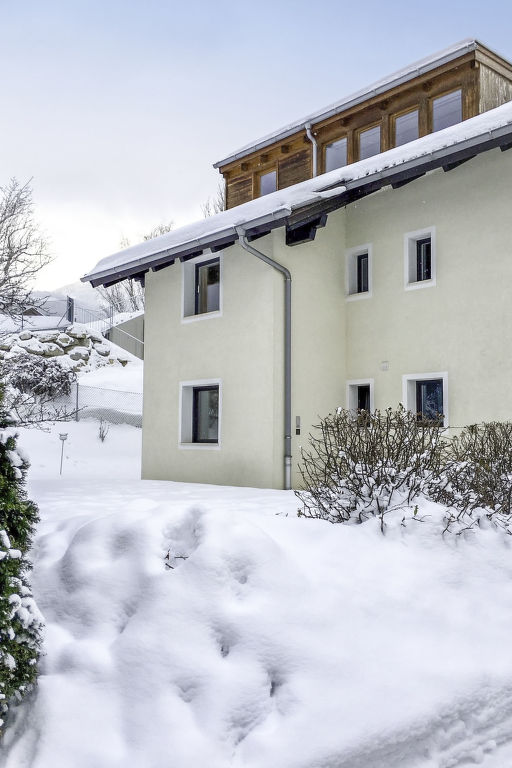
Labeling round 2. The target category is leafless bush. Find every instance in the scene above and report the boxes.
[439,422,512,533]
[296,405,449,531]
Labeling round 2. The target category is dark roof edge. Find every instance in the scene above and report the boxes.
[83,121,512,289]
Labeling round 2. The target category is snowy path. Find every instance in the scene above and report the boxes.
[3,423,512,767]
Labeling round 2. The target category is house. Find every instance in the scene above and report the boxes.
[83,39,512,491]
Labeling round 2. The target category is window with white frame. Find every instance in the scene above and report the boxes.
[346,244,372,299]
[182,253,222,320]
[347,379,374,412]
[402,372,448,426]
[404,227,436,289]
[180,380,221,446]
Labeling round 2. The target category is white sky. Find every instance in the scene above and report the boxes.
[1,0,511,290]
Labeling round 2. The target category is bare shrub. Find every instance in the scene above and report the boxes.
[296,405,448,530]
[439,422,512,533]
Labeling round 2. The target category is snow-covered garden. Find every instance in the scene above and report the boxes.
[2,417,512,767]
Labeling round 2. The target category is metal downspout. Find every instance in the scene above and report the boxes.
[305,121,318,176]
[235,227,292,490]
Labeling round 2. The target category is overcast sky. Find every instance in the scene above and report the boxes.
[2,0,512,290]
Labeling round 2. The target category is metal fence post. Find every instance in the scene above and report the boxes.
[75,382,79,422]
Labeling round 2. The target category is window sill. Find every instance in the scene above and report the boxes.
[181,309,222,324]
[179,442,221,450]
[405,278,436,292]
[346,290,372,302]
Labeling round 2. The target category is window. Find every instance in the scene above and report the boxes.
[432,90,462,132]
[357,253,369,293]
[346,244,372,299]
[195,258,220,315]
[180,380,221,447]
[325,137,347,172]
[182,254,222,320]
[402,372,448,426]
[259,170,277,196]
[404,227,436,290]
[359,125,381,160]
[394,109,419,147]
[193,386,219,443]
[347,379,374,412]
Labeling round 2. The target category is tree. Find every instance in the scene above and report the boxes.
[201,181,226,218]
[96,221,174,313]
[0,386,43,731]
[0,179,51,321]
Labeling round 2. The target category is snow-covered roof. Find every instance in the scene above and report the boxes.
[82,100,512,288]
[213,39,499,169]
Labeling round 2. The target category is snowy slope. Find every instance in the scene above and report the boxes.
[2,424,512,766]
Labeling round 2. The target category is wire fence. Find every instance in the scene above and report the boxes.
[62,382,143,428]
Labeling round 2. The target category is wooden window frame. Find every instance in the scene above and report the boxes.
[356,121,382,162]
[391,106,420,148]
[429,87,464,133]
[322,135,348,174]
[256,167,278,197]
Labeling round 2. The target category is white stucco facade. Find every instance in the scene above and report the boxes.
[141,146,512,489]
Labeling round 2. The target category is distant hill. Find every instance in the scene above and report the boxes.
[37,280,105,311]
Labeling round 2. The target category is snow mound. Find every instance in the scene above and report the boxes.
[3,422,512,768]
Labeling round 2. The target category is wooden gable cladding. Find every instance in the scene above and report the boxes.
[226,175,253,209]
[220,45,512,209]
[278,148,311,189]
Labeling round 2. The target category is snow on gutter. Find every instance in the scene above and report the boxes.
[82,101,512,288]
[213,39,481,169]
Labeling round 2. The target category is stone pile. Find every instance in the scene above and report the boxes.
[0,324,130,371]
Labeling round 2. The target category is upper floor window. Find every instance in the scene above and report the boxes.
[325,137,347,172]
[394,109,419,147]
[195,258,220,315]
[432,90,462,132]
[404,227,436,290]
[346,244,372,300]
[259,169,277,196]
[359,125,381,160]
[183,254,222,320]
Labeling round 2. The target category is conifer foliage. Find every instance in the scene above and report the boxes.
[0,387,43,731]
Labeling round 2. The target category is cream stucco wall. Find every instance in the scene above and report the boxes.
[344,147,512,428]
[142,146,512,489]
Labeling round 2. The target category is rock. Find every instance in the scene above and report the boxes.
[93,341,110,357]
[0,336,15,351]
[17,337,45,355]
[37,331,59,344]
[65,323,88,340]
[42,343,64,357]
[19,331,32,341]
[89,330,104,343]
[56,333,74,348]
[69,346,90,361]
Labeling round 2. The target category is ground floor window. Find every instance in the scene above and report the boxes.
[347,379,374,412]
[180,379,221,446]
[192,386,219,443]
[402,372,447,426]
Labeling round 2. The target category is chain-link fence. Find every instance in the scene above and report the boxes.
[65,383,143,428]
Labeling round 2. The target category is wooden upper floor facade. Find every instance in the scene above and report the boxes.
[215,40,512,210]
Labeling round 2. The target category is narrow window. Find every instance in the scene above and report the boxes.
[357,384,371,412]
[195,258,220,315]
[192,385,219,443]
[415,379,443,423]
[359,125,381,160]
[394,109,419,147]
[357,253,369,293]
[433,90,462,132]
[325,137,347,172]
[259,170,277,196]
[416,238,431,281]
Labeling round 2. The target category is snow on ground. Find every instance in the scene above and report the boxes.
[78,352,143,393]
[2,423,512,767]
